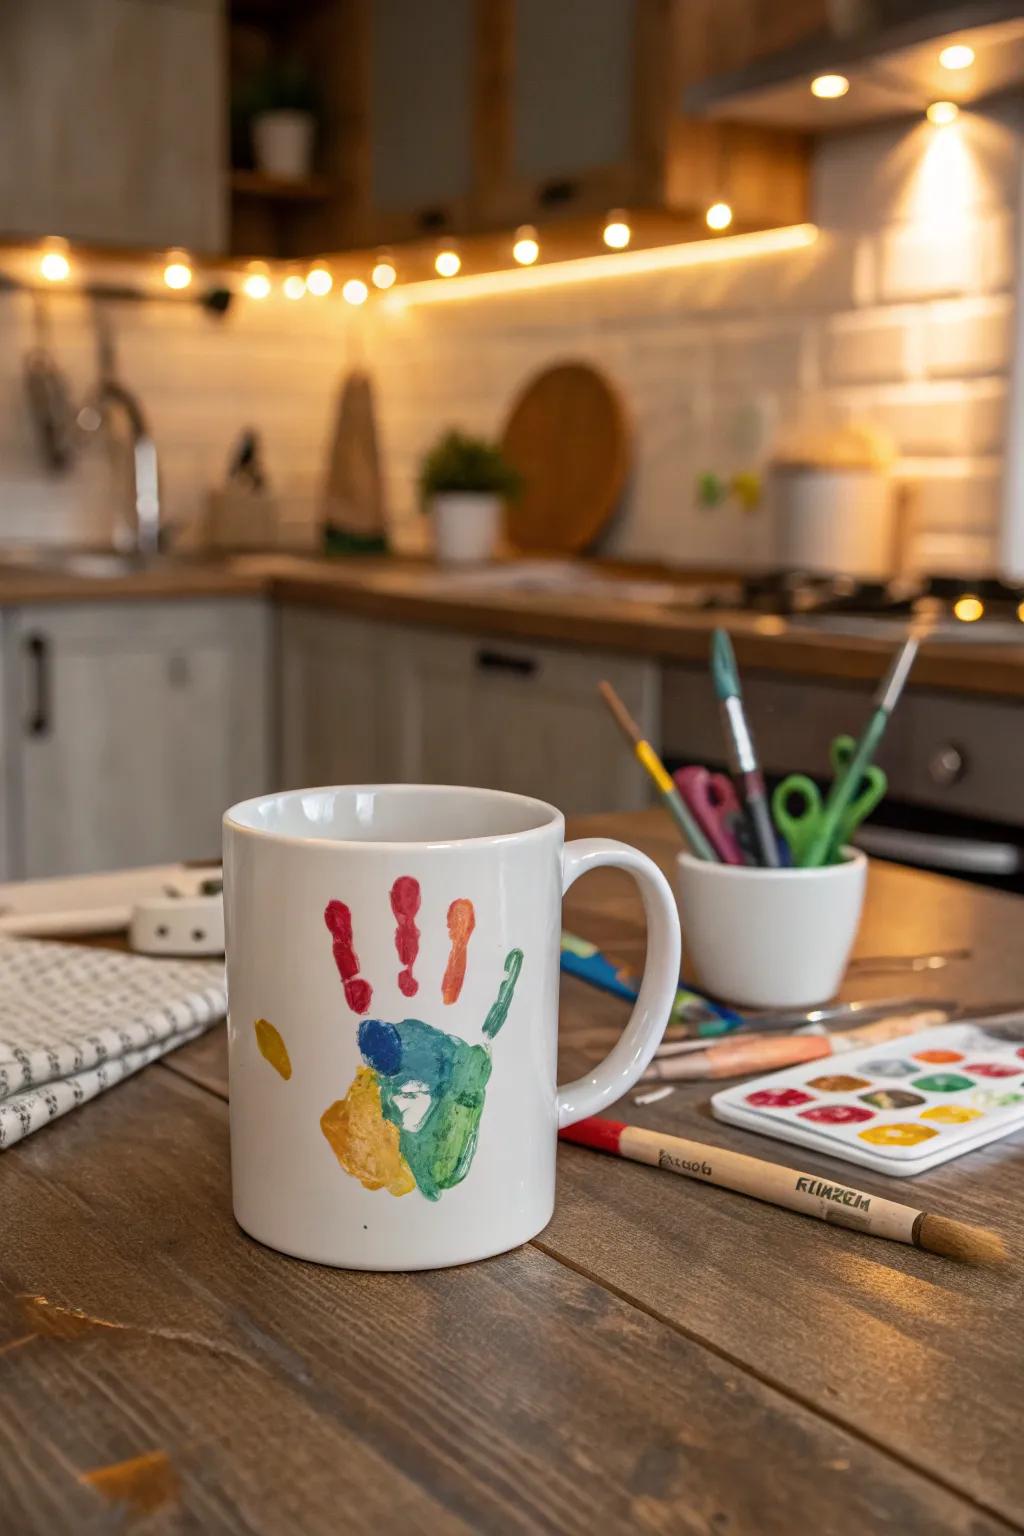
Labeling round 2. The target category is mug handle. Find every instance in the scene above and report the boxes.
[557,838,682,1128]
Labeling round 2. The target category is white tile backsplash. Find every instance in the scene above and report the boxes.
[0,106,1019,576]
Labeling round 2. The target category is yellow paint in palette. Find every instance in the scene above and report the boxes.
[254,1018,292,1080]
[922,1105,983,1125]
[859,1122,938,1148]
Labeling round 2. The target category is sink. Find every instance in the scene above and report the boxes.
[0,548,210,580]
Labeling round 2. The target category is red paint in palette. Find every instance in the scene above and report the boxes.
[799,1104,875,1125]
[390,876,422,997]
[324,900,372,1014]
[746,1088,813,1109]
[964,1062,1022,1079]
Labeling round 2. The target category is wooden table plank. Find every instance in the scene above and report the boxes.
[3,1066,1006,1535]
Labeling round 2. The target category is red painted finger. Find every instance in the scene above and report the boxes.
[442,898,475,1004]
[390,876,421,998]
[324,900,373,1014]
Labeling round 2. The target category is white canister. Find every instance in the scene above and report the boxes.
[773,464,894,578]
[431,492,501,564]
[252,110,315,181]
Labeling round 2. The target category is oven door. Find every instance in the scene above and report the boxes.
[851,803,1024,891]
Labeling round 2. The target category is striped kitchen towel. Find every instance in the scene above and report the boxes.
[0,937,226,1149]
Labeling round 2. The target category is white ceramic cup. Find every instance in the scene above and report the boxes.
[223,784,681,1270]
[675,849,867,1009]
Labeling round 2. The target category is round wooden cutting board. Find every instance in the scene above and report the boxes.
[500,361,630,554]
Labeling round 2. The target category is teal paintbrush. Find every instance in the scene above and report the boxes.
[710,630,779,868]
[803,634,919,867]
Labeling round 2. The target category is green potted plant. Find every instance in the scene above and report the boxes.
[419,430,522,564]
[241,57,319,181]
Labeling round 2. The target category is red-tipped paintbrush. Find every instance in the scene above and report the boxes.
[560,1117,1007,1266]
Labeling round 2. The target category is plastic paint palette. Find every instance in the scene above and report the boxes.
[712,1024,1024,1176]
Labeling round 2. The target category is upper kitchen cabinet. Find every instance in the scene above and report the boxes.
[0,0,226,253]
[274,0,808,258]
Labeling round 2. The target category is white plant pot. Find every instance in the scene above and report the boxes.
[772,464,894,579]
[252,111,315,181]
[431,493,501,564]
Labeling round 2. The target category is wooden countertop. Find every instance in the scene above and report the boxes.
[1,811,1021,1533]
[3,552,1024,697]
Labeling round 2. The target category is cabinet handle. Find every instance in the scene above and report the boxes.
[537,178,578,208]
[475,648,538,678]
[24,634,51,736]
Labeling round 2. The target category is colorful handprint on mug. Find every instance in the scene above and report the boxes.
[318,878,523,1201]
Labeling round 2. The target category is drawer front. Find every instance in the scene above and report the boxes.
[662,665,1024,826]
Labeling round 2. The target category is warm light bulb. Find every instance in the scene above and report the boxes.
[283,273,306,300]
[939,43,974,70]
[705,202,733,231]
[434,248,461,277]
[927,99,960,125]
[342,278,369,306]
[602,212,631,249]
[242,265,271,300]
[306,263,333,297]
[512,225,540,265]
[1017,600,1024,623]
[953,594,984,622]
[811,73,849,98]
[163,252,192,290]
[39,243,70,282]
[371,254,397,290]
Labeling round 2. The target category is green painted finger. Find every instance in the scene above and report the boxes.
[482,948,523,1039]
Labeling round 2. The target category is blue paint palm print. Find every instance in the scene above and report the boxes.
[318,879,523,1200]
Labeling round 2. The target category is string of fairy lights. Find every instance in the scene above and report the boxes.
[25,201,737,306]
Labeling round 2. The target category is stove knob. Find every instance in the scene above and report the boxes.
[928,743,966,786]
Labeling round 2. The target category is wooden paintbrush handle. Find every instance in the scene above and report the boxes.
[619,1124,921,1244]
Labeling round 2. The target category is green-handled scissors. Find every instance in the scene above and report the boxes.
[773,735,887,867]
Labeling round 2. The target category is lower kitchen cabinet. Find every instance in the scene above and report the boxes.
[277,610,659,816]
[386,626,659,815]
[278,607,397,788]
[5,599,271,878]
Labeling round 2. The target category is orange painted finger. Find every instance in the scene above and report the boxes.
[442,898,475,1004]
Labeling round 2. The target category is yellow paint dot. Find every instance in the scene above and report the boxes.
[859,1122,939,1147]
[254,1018,292,1080]
[921,1105,982,1124]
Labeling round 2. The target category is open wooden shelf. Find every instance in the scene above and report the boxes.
[229,170,336,202]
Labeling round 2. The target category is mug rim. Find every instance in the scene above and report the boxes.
[676,847,867,879]
[224,782,565,852]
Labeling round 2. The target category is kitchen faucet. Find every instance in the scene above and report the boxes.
[78,303,161,558]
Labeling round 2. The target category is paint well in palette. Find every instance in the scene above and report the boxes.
[913,1048,963,1064]
[799,1104,874,1125]
[858,1058,918,1078]
[859,1122,939,1147]
[747,1087,813,1108]
[806,1074,871,1093]
[859,1088,924,1109]
[921,1104,982,1124]
[963,1061,1022,1078]
[911,1072,973,1093]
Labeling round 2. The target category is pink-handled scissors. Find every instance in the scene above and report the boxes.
[673,766,747,865]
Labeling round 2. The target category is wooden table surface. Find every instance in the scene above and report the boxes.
[2,810,1023,1534]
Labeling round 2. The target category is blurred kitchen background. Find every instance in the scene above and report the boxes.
[3,0,1024,892]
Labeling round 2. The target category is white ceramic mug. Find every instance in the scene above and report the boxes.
[675,850,867,1009]
[223,784,681,1270]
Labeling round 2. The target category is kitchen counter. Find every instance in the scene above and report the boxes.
[1,811,1021,1533]
[4,552,1024,699]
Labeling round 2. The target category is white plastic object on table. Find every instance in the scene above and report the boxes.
[129,891,225,957]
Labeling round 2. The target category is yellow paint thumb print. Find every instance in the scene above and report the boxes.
[254,1018,292,1080]
[321,1066,415,1197]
